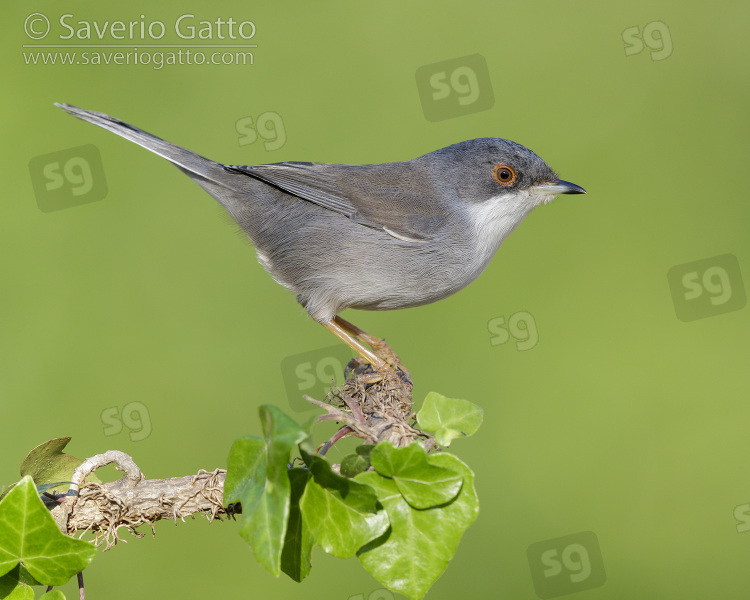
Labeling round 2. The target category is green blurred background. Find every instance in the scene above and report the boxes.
[2,1,750,598]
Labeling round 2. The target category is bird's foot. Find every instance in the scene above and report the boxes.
[369,339,411,379]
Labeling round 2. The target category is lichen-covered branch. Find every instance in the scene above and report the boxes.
[51,454,230,551]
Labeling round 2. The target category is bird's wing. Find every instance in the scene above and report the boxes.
[226,161,449,242]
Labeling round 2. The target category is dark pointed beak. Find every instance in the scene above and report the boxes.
[530,180,587,195]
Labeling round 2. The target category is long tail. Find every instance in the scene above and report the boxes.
[55,103,231,189]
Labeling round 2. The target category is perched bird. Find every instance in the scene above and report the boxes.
[56,103,585,370]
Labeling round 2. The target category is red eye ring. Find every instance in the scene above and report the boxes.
[492,164,517,186]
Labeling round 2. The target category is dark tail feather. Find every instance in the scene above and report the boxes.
[55,103,230,188]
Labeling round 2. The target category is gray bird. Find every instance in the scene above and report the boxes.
[56,103,585,370]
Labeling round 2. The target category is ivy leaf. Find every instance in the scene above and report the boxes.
[0,564,39,587]
[40,591,66,600]
[340,445,375,478]
[355,445,375,458]
[0,477,96,586]
[416,392,483,447]
[0,565,38,600]
[299,447,388,558]
[224,405,307,576]
[0,579,33,600]
[0,486,14,503]
[19,439,100,489]
[279,468,313,582]
[340,453,369,478]
[34,484,73,496]
[356,453,479,600]
[370,442,462,509]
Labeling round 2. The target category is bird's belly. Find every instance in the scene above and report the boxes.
[341,240,493,312]
[246,200,494,321]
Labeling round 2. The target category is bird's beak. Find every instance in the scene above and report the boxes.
[531,180,587,195]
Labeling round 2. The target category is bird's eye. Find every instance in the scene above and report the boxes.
[492,164,517,186]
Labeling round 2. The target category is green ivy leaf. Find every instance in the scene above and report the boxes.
[19,439,100,489]
[356,453,479,600]
[0,565,38,600]
[279,468,313,582]
[0,477,96,586]
[340,453,369,478]
[416,392,483,447]
[0,579,33,600]
[39,590,66,600]
[369,442,462,509]
[355,444,375,458]
[224,405,307,576]
[0,486,14,503]
[299,447,388,559]
[34,484,72,496]
[0,564,40,587]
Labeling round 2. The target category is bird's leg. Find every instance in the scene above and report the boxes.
[333,316,409,376]
[334,316,385,348]
[321,319,388,371]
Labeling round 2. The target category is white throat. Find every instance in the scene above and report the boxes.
[466,190,549,272]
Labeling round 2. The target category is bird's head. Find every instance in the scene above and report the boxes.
[423,137,585,213]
